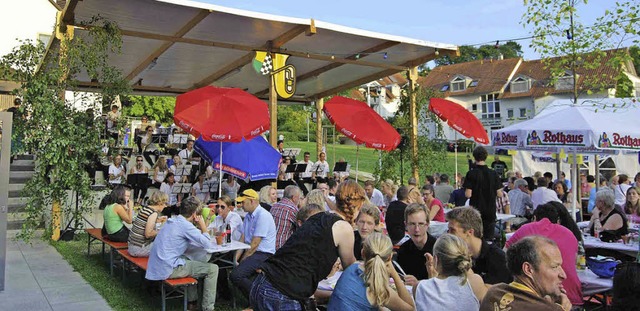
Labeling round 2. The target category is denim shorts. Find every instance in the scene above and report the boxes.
[250,273,302,311]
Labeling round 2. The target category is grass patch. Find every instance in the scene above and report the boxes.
[51,233,243,311]
[286,141,512,178]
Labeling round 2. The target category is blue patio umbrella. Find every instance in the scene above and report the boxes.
[194,136,281,181]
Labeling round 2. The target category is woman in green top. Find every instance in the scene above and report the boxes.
[102,185,133,242]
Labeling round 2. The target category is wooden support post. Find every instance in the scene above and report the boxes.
[269,75,278,148]
[316,98,324,157]
[408,67,420,183]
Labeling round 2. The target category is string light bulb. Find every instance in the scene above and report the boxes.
[434,49,439,56]
[331,55,335,60]
[383,52,388,59]
[494,41,500,49]
[566,29,572,40]
[306,52,310,58]
[355,54,360,59]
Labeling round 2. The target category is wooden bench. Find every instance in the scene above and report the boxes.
[117,249,198,311]
[85,228,128,275]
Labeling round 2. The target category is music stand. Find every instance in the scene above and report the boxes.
[152,134,169,144]
[174,164,192,177]
[171,183,192,195]
[284,164,297,174]
[127,173,150,188]
[333,162,348,172]
[282,148,301,158]
[293,163,308,174]
[172,134,189,144]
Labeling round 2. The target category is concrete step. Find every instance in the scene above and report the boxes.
[9,183,25,192]
[9,190,22,198]
[8,197,28,206]
[8,203,26,213]
[9,176,30,184]
[10,159,35,166]
[10,171,34,179]
[10,163,36,171]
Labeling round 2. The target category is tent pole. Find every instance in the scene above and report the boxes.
[454,132,458,187]
[219,142,223,195]
[356,145,359,183]
[572,151,578,221]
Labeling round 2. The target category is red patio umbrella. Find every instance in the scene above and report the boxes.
[324,96,401,151]
[429,97,489,184]
[174,86,270,194]
[174,86,270,142]
[324,96,400,181]
[429,98,489,144]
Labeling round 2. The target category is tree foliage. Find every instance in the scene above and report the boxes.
[0,17,129,241]
[434,41,523,66]
[522,0,640,101]
[374,86,448,184]
[122,95,175,125]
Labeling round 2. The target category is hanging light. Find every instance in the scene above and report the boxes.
[494,41,500,49]
[383,52,388,59]
[434,48,439,56]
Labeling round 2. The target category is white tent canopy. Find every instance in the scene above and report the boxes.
[47,0,458,100]
[493,98,640,154]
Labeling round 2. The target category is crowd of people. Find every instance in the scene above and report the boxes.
[96,143,640,311]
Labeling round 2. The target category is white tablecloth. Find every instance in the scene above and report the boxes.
[583,235,638,257]
[578,268,613,296]
[205,240,250,253]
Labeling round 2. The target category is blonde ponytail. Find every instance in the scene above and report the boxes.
[433,234,473,285]
[362,233,393,307]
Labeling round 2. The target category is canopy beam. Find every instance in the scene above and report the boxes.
[316,98,324,157]
[254,41,400,97]
[193,24,310,89]
[126,9,210,82]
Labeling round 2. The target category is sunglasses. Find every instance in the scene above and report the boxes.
[137,160,143,162]
[217,205,226,209]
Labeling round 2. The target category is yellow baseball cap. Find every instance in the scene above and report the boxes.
[236,189,259,202]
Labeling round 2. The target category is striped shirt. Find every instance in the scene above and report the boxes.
[129,206,157,248]
[270,198,298,250]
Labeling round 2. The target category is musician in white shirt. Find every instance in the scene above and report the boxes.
[312,152,331,184]
[108,154,126,185]
[178,139,197,165]
[297,152,315,194]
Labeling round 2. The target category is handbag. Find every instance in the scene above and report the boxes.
[599,230,621,242]
[586,256,619,278]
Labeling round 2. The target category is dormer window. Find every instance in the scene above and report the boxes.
[450,76,468,92]
[511,76,531,93]
[556,71,577,91]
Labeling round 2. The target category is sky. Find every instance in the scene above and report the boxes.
[0,0,624,60]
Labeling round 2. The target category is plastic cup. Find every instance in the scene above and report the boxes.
[215,234,224,245]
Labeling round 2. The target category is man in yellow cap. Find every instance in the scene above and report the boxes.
[230,189,277,301]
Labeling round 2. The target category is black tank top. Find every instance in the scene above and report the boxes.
[262,211,342,301]
[591,207,629,237]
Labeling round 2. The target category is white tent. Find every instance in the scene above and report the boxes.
[493,98,640,219]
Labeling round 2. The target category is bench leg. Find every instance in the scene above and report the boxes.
[110,247,114,276]
[183,286,188,311]
[87,235,91,256]
[161,283,166,311]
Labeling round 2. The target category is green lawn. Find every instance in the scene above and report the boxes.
[52,234,243,311]
[285,141,512,180]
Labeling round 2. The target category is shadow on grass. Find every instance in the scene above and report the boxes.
[51,233,244,311]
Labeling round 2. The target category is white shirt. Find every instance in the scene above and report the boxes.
[192,182,209,203]
[369,188,386,208]
[108,164,125,184]
[531,187,561,209]
[160,182,178,206]
[209,212,243,242]
[313,160,330,178]
[178,148,198,165]
[615,183,631,206]
[333,163,351,180]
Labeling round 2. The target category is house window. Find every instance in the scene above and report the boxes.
[451,77,466,92]
[480,93,500,120]
[519,108,527,118]
[511,77,530,93]
[471,104,478,112]
[556,72,576,91]
[507,109,514,119]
